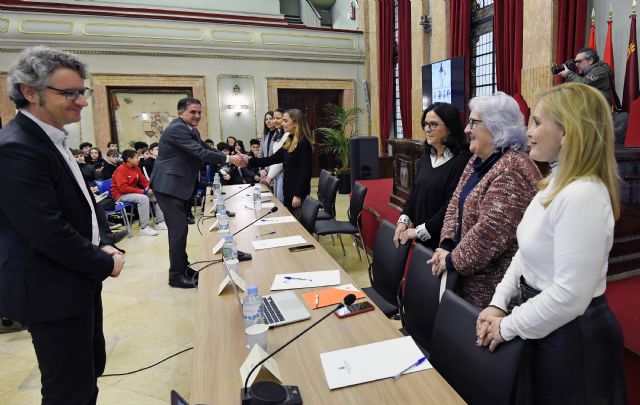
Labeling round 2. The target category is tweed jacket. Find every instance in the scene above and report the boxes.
[440,148,541,308]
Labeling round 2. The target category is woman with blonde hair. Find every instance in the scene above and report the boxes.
[249,108,312,215]
[477,83,626,403]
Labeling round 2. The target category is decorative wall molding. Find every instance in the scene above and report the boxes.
[0,73,17,128]
[90,74,207,151]
[0,11,364,64]
[18,19,74,35]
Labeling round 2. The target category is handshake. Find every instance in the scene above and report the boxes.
[228,153,251,168]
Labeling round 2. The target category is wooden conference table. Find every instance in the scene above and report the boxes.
[190,184,463,404]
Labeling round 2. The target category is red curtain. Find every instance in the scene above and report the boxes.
[555,0,587,84]
[398,0,412,138]
[449,0,471,107]
[378,0,394,154]
[494,0,523,96]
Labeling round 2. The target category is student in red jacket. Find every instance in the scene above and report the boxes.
[111,149,166,236]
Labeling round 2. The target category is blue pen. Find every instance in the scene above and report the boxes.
[284,276,312,281]
[392,356,427,381]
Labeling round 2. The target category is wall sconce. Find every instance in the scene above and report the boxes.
[419,15,432,33]
[226,84,249,117]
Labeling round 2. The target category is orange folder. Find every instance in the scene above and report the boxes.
[302,284,366,310]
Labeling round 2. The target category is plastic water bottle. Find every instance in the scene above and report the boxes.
[253,185,262,213]
[222,234,237,262]
[242,285,265,329]
[216,197,225,214]
[213,173,222,198]
[217,209,229,231]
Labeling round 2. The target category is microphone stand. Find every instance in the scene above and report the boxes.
[241,294,356,404]
[224,183,254,201]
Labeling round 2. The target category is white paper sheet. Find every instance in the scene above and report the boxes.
[270,270,341,291]
[239,344,282,387]
[251,235,307,250]
[255,216,297,226]
[242,203,276,210]
[320,336,432,389]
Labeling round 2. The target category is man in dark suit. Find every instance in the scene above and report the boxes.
[151,97,248,288]
[0,46,125,404]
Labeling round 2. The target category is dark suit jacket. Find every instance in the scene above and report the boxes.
[151,118,227,200]
[0,112,114,324]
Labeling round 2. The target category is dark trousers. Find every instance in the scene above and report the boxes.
[518,295,627,405]
[28,288,105,405]
[154,191,189,277]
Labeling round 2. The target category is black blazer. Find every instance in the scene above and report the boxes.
[0,113,114,324]
[151,118,227,200]
[249,137,312,208]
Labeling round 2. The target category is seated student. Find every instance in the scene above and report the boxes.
[216,142,243,185]
[88,147,106,178]
[111,149,167,236]
[141,142,158,179]
[101,149,119,180]
[72,148,98,187]
[79,141,92,159]
[243,139,262,183]
[107,140,123,164]
[133,141,149,166]
[204,139,215,150]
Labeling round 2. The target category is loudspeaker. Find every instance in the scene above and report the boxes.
[349,136,379,191]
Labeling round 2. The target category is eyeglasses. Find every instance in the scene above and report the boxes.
[574,59,585,64]
[46,86,94,101]
[421,121,444,131]
[467,118,483,129]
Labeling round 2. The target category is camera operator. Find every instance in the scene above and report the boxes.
[558,48,614,106]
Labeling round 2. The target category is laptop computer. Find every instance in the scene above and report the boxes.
[222,261,311,327]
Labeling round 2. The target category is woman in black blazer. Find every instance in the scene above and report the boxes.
[248,108,312,215]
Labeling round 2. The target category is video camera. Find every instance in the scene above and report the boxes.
[551,59,577,75]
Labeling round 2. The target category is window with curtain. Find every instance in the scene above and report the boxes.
[392,0,403,138]
[470,0,495,97]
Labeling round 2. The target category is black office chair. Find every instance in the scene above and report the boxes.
[316,174,340,221]
[299,196,320,234]
[398,244,458,353]
[430,290,525,405]
[362,220,410,317]
[314,182,368,261]
[317,169,331,206]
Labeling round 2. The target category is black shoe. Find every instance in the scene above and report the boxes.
[106,229,128,245]
[187,216,196,225]
[0,319,26,334]
[185,266,199,279]
[169,273,197,289]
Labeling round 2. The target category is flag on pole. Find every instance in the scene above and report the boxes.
[604,5,622,110]
[622,3,639,113]
[588,8,597,50]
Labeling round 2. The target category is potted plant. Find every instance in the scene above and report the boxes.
[316,104,363,194]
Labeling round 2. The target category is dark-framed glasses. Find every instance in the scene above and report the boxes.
[421,121,443,131]
[46,86,94,100]
[468,118,483,129]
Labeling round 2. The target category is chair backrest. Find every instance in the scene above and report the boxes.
[348,182,368,227]
[400,244,458,352]
[300,196,320,234]
[430,290,525,405]
[318,169,331,203]
[95,179,112,195]
[321,175,340,218]
[369,220,411,305]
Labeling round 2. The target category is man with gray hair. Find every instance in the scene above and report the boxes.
[559,47,614,106]
[0,46,125,404]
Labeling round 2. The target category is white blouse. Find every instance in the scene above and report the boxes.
[490,173,614,341]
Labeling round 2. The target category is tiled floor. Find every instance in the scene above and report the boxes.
[0,179,385,404]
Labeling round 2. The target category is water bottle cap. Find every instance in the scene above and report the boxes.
[224,234,233,241]
[247,285,258,295]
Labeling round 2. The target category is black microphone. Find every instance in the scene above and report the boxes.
[224,183,255,201]
[233,207,278,262]
[241,294,357,405]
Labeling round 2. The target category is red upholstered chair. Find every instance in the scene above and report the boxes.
[512,92,530,124]
[624,98,640,147]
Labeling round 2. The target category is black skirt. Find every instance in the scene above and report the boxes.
[516,293,627,404]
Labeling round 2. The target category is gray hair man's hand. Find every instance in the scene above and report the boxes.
[228,153,250,168]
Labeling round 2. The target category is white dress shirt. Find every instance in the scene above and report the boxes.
[490,170,614,341]
[267,132,290,179]
[20,110,100,246]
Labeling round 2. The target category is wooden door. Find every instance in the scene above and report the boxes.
[277,89,342,177]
